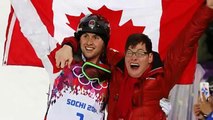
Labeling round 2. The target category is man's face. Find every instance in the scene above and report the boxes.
[80,32,105,63]
[125,42,153,78]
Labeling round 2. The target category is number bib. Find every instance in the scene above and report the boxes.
[46,63,108,120]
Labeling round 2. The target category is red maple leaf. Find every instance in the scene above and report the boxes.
[66,5,145,54]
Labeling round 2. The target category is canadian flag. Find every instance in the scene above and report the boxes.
[3,0,203,84]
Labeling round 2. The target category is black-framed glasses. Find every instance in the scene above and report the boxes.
[125,49,148,57]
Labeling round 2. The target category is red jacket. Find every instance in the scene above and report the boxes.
[61,5,213,120]
[107,5,213,120]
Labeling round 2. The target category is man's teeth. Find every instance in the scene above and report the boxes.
[130,63,139,67]
[86,47,93,50]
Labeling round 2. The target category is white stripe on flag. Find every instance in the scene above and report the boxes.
[3,13,16,66]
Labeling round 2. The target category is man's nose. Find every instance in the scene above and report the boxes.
[87,37,94,44]
[131,53,138,59]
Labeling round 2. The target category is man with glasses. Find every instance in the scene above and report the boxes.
[106,0,213,118]
[107,33,168,120]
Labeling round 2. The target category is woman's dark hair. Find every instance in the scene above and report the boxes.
[125,33,152,53]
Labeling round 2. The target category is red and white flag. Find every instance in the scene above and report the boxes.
[3,0,203,84]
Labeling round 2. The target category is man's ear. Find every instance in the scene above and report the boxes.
[148,52,153,63]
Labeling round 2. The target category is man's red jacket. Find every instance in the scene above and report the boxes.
[107,5,213,120]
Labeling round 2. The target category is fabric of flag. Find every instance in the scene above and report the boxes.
[4,1,208,120]
[3,0,203,84]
